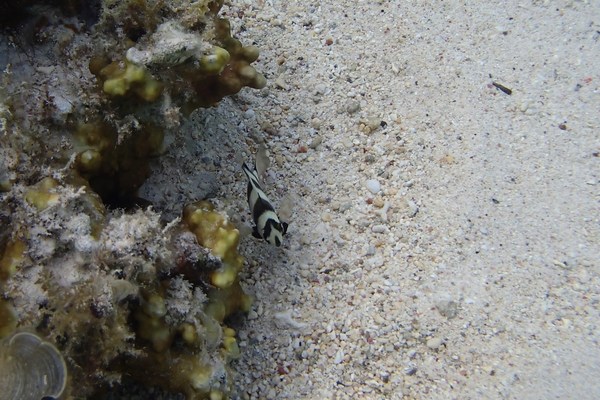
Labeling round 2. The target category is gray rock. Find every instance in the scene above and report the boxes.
[435,299,460,319]
[426,337,443,349]
[346,100,361,114]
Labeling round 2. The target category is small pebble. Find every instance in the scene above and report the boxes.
[318,196,330,204]
[372,197,385,208]
[426,337,443,349]
[275,75,288,90]
[360,116,382,133]
[435,299,460,319]
[244,108,256,119]
[369,256,385,268]
[364,154,376,163]
[371,224,386,233]
[519,101,530,113]
[309,135,323,149]
[346,100,361,114]
[366,179,381,194]
[365,245,376,256]
[334,349,344,364]
[406,199,419,217]
[314,83,327,95]
[339,202,352,213]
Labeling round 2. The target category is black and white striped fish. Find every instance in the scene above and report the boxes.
[242,162,288,246]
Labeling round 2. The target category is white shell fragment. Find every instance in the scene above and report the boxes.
[0,332,67,400]
[273,310,308,330]
[365,179,381,194]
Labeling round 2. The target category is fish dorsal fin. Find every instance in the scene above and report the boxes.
[255,143,270,186]
[242,162,260,187]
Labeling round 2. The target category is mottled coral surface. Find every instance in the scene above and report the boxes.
[0,0,265,398]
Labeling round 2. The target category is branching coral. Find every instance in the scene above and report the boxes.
[96,60,163,102]
[2,0,266,207]
[79,0,266,207]
[91,0,266,112]
[0,0,266,398]
[0,178,250,398]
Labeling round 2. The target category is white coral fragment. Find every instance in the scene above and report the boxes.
[273,309,307,330]
[126,21,213,67]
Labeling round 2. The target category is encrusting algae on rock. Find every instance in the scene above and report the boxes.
[0,177,253,398]
[0,0,270,398]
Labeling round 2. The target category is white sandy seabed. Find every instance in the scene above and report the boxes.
[198,1,600,399]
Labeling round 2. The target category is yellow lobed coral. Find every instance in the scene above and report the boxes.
[183,201,244,289]
[90,0,265,113]
[24,177,61,211]
[98,60,163,102]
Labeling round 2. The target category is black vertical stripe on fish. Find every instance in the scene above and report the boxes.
[242,162,288,246]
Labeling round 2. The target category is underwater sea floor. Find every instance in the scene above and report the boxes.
[1,0,599,399]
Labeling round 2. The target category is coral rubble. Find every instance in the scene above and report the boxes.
[0,0,266,398]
